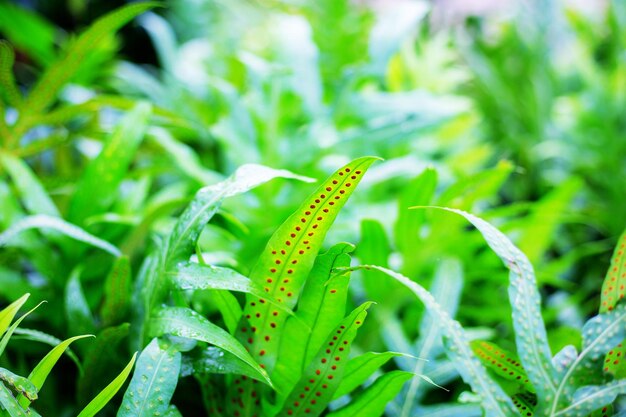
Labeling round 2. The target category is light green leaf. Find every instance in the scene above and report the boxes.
[471,340,534,392]
[0,293,29,338]
[77,352,138,417]
[600,228,626,313]
[18,334,93,408]
[68,102,152,225]
[415,207,558,404]
[328,371,414,417]
[12,328,82,372]
[334,351,408,399]
[0,382,29,417]
[0,214,121,256]
[0,301,46,358]
[0,368,37,401]
[0,41,22,107]
[147,306,271,386]
[341,266,519,417]
[117,338,181,417]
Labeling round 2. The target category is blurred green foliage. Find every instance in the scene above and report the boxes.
[0,0,624,415]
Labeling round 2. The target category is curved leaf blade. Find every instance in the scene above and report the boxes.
[0,293,29,338]
[334,351,408,399]
[600,228,626,313]
[77,352,138,417]
[147,306,271,386]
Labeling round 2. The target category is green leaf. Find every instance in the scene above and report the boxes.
[0,301,46,358]
[229,157,379,417]
[65,269,96,337]
[600,228,626,313]
[511,393,536,417]
[603,342,626,378]
[147,306,271,386]
[358,219,394,303]
[334,351,408,399]
[0,368,37,401]
[0,214,121,256]
[276,302,373,417]
[0,41,21,107]
[0,152,60,218]
[18,334,93,408]
[12,328,82,373]
[589,404,613,417]
[556,381,626,417]
[68,102,152,226]
[328,371,414,417]
[0,382,30,417]
[342,266,519,417]
[185,347,264,381]
[273,243,355,396]
[0,3,56,67]
[101,257,132,327]
[117,338,181,417]
[471,341,535,392]
[417,207,558,404]
[164,164,315,268]
[22,2,159,117]
[76,352,138,417]
[0,293,29,338]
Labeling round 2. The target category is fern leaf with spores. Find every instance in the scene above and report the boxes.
[275,302,373,417]
[599,228,626,313]
[0,381,31,417]
[471,340,534,392]
[327,370,414,417]
[414,207,558,405]
[511,393,536,416]
[117,338,181,417]
[339,265,519,417]
[589,404,613,417]
[603,342,626,378]
[227,157,379,416]
[272,242,355,397]
[132,164,314,348]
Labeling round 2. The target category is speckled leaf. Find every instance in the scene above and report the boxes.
[471,341,534,392]
[552,345,578,379]
[590,404,613,417]
[603,342,626,378]
[18,334,93,408]
[0,382,29,417]
[417,207,558,403]
[600,228,626,313]
[147,306,270,385]
[343,266,519,417]
[511,393,536,417]
[276,302,373,417]
[273,243,354,397]
[228,157,378,417]
[0,368,37,401]
[77,352,138,417]
[547,304,626,415]
[557,381,626,417]
[68,103,151,226]
[164,164,314,268]
[0,293,29,338]
[328,371,413,417]
[101,257,132,327]
[117,338,181,417]
[333,351,407,399]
